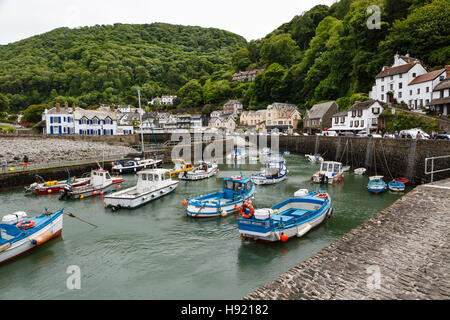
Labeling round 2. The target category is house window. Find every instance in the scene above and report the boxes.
[350,121,353,127]
[372,118,378,125]
[412,73,416,78]
[381,77,384,82]
[355,120,359,127]
[399,83,403,89]
[399,74,402,79]
[372,108,380,114]
[357,110,362,117]
[361,120,364,127]
[352,111,356,117]
[267,120,271,125]
[340,117,345,123]
[335,118,339,124]
[381,94,384,101]
[398,92,402,98]
[417,88,420,94]
[426,87,429,93]
[381,85,384,92]
[390,75,393,80]
[390,84,393,91]
[425,99,429,105]
[410,90,412,95]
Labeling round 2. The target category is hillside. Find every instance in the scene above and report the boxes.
[232,0,450,109]
[0,23,246,111]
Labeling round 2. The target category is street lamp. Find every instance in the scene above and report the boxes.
[391,107,395,134]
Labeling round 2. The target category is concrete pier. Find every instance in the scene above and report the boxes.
[244,178,450,300]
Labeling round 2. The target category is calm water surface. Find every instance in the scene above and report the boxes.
[0,155,407,299]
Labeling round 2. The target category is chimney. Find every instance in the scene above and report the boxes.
[55,102,61,113]
[64,101,69,109]
[446,65,450,77]
[72,103,76,112]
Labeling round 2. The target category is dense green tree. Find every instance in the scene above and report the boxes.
[260,34,301,67]
[0,93,9,112]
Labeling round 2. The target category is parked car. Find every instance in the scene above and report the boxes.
[320,130,338,137]
[338,132,354,137]
[356,131,369,137]
[434,134,450,140]
[399,128,430,139]
[292,132,300,136]
[383,133,395,138]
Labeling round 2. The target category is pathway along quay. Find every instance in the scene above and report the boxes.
[244,178,450,300]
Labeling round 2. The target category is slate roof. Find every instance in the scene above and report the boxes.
[376,63,415,79]
[307,101,337,119]
[409,69,446,85]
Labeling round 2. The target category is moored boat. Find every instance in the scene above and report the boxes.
[179,161,218,181]
[388,180,405,192]
[59,168,124,200]
[170,159,194,177]
[226,148,247,161]
[394,177,409,185]
[305,154,323,163]
[311,161,344,184]
[237,191,332,242]
[368,177,387,194]
[251,157,288,185]
[25,174,90,195]
[104,169,179,210]
[354,168,367,175]
[112,157,162,174]
[342,165,350,172]
[0,209,64,264]
[183,176,255,218]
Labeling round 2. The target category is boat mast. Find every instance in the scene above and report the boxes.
[137,89,145,155]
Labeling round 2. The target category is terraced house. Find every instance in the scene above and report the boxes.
[265,103,302,133]
[303,101,339,134]
[42,105,134,135]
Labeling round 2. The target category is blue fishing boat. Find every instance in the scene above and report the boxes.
[368,177,387,194]
[0,209,64,264]
[237,191,332,242]
[388,180,405,192]
[251,157,288,185]
[183,176,255,218]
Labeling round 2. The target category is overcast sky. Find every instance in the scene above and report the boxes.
[0,0,337,45]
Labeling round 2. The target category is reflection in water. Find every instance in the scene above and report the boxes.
[0,154,407,299]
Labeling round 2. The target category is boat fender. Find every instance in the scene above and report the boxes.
[296,224,312,238]
[220,210,227,217]
[280,233,288,242]
[274,231,281,241]
[181,199,188,206]
[31,231,53,245]
[0,243,11,253]
[327,207,333,218]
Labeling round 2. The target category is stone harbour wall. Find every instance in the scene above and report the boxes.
[244,178,450,300]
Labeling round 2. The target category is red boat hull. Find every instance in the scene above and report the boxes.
[35,180,90,195]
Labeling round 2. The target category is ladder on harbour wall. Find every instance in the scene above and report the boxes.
[425,155,450,183]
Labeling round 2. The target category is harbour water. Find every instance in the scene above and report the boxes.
[0,155,407,299]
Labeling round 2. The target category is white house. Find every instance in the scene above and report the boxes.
[149,95,177,105]
[330,100,384,133]
[208,114,236,132]
[42,106,133,135]
[369,53,449,111]
[223,100,243,115]
[428,77,450,116]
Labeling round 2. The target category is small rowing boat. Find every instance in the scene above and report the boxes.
[179,161,218,181]
[368,177,387,194]
[354,168,367,175]
[388,180,405,192]
[0,209,64,264]
[237,191,332,242]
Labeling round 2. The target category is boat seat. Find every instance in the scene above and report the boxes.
[288,209,310,217]
[271,215,294,223]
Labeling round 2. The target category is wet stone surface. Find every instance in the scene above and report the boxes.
[244,178,450,300]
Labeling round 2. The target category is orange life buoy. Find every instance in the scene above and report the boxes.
[237,201,254,219]
[317,193,328,199]
[17,220,35,230]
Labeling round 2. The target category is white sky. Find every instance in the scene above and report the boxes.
[0,0,337,45]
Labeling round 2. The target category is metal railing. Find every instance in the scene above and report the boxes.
[425,155,450,182]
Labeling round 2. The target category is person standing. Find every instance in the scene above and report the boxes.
[1,157,6,172]
[23,155,29,169]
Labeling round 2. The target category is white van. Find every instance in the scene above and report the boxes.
[399,128,430,139]
[321,130,338,137]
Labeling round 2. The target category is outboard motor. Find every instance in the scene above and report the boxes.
[59,184,72,200]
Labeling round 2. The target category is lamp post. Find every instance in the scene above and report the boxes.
[391,107,395,134]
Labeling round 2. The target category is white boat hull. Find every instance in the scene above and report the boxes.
[251,174,287,185]
[104,181,179,209]
[0,215,63,264]
[179,168,218,181]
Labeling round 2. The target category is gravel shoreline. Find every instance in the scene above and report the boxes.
[0,137,138,167]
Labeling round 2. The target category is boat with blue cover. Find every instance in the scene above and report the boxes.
[251,157,288,185]
[388,180,405,192]
[368,177,387,194]
[183,176,255,218]
[0,209,64,264]
[237,190,332,242]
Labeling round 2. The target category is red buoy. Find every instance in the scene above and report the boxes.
[280,233,288,242]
